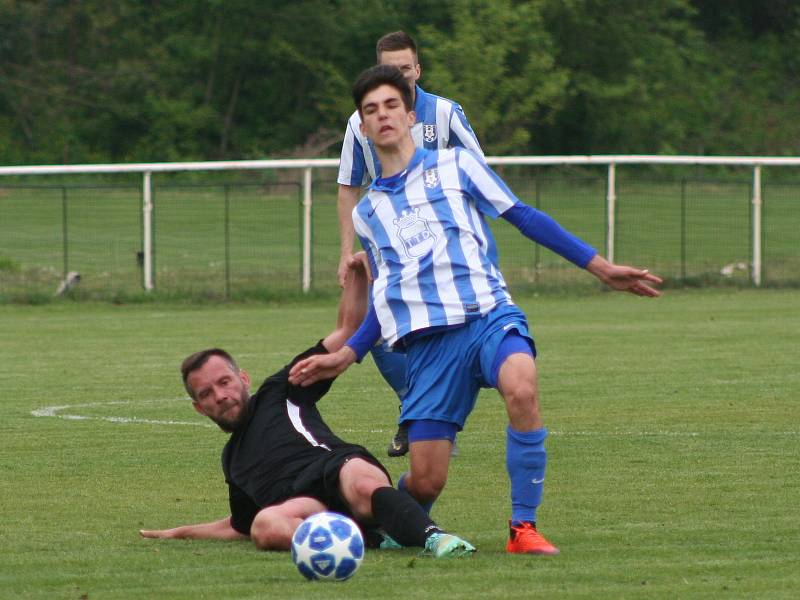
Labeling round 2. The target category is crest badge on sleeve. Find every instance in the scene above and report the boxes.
[423,124,437,143]
[394,208,437,259]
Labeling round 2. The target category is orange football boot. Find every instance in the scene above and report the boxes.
[506,521,560,555]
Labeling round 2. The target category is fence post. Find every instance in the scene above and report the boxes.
[680,179,687,280]
[606,163,616,263]
[302,167,312,293]
[224,185,231,299]
[61,188,69,279]
[142,171,154,291]
[751,165,762,286]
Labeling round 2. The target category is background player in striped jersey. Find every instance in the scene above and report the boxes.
[139,254,475,559]
[290,65,662,555]
[337,30,485,457]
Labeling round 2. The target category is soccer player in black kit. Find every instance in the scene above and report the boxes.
[139,254,474,558]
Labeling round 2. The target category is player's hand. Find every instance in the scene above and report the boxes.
[139,528,175,539]
[337,253,353,288]
[289,348,357,387]
[347,251,373,281]
[587,255,663,297]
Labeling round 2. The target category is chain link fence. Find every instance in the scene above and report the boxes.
[1,163,798,301]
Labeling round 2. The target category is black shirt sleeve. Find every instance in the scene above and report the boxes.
[229,480,260,535]
[285,340,336,405]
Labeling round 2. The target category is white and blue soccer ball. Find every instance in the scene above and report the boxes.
[291,511,364,581]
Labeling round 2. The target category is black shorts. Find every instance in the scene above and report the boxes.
[291,445,391,518]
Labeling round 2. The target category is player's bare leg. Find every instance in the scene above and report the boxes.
[497,353,559,555]
[498,352,542,431]
[337,457,392,520]
[402,439,452,508]
[402,442,477,558]
[338,456,473,555]
[249,496,326,551]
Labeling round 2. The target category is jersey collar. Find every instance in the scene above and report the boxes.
[370,148,427,192]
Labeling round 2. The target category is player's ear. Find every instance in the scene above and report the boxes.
[192,400,206,416]
[359,120,366,137]
[406,110,416,127]
[239,369,251,390]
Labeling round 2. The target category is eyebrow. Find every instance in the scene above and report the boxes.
[363,95,402,111]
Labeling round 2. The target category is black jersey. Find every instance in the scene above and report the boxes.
[222,342,355,534]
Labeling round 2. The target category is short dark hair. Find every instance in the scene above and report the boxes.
[352,64,413,115]
[376,31,418,61]
[181,348,238,399]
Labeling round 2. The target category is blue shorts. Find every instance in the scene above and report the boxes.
[399,303,536,430]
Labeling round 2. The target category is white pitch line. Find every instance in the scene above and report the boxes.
[335,428,702,437]
[31,399,214,428]
[327,428,797,438]
[29,405,798,437]
[549,430,700,437]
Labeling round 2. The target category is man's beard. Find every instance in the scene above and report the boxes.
[212,394,253,433]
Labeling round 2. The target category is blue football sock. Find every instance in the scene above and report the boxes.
[506,426,548,524]
[398,472,434,515]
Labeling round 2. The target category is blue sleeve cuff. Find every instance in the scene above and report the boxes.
[502,202,597,268]
[345,304,381,361]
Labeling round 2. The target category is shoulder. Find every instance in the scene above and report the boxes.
[452,148,490,182]
[255,366,289,396]
[221,435,235,475]
[428,147,456,164]
[347,109,362,127]
[422,89,463,114]
[344,110,365,143]
[453,146,486,165]
[452,146,482,165]
[344,111,367,146]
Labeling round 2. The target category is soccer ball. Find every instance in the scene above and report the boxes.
[291,512,364,581]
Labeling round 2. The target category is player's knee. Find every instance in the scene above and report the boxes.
[339,460,389,516]
[250,511,291,551]
[410,472,447,502]
[346,474,388,519]
[503,381,538,413]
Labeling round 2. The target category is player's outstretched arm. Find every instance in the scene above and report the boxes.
[585,255,663,297]
[289,252,373,386]
[337,184,362,287]
[322,251,370,353]
[139,517,247,541]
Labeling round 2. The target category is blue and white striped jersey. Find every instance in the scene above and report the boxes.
[338,85,484,187]
[353,147,517,347]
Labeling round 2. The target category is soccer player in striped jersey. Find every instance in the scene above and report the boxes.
[338,31,484,458]
[290,65,662,555]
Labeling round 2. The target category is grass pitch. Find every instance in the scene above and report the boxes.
[1,288,798,599]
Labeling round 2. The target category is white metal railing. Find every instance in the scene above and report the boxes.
[3,154,800,290]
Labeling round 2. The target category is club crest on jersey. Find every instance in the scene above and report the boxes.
[423,124,437,143]
[394,208,437,259]
[423,167,440,189]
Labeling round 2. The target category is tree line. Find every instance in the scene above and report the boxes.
[1,0,798,165]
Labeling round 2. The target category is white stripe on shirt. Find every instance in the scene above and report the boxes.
[286,400,330,450]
